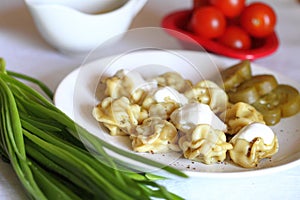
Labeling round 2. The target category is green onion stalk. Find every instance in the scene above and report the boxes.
[0,58,188,200]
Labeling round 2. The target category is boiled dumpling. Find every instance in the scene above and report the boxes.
[229,122,279,168]
[93,96,148,136]
[220,102,265,135]
[178,124,232,165]
[130,117,180,153]
[184,80,228,113]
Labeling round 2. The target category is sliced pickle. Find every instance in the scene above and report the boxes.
[273,85,300,117]
[252,102,281,125]
[221,60,252,92]
[228,75,278,104]
[252,84,300,125]
[229,86,259,104]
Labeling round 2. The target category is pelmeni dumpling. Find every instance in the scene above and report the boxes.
[130,117,180,153]
[229,122,279,168]
[148,103,178,120]
[178,124,233,165]
[104,69,157,103]
[184,80,228,113]
[93,96,148,136]
[220,102,265,135]
[155,72,192,93]
[142,86,188,119]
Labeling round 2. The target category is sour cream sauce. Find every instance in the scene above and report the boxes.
[124,70,157,92]
[170,102,227,132]
[233,122,275,145]
[153,86,188,105]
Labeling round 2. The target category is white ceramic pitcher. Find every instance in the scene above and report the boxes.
[25,0,148,53]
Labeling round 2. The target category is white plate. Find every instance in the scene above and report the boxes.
[54,50,300,178]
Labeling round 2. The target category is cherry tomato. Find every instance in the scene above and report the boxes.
[189,6,226,39]
[240,2,276,38]
[218,26,251,50]
[209,0,246,18]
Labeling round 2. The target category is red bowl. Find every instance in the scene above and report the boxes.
[161,10,279,60]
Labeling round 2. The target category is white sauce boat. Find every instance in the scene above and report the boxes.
[25,0,147,53]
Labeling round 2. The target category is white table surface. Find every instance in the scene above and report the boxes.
[0,0,300,199]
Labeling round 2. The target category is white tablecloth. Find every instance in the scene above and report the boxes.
[0,0,299,199]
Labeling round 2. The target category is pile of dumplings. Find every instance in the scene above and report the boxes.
[93,69,279,168]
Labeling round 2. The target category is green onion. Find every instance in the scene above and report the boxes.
[7,70,54,100]
[0,58,187,200]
